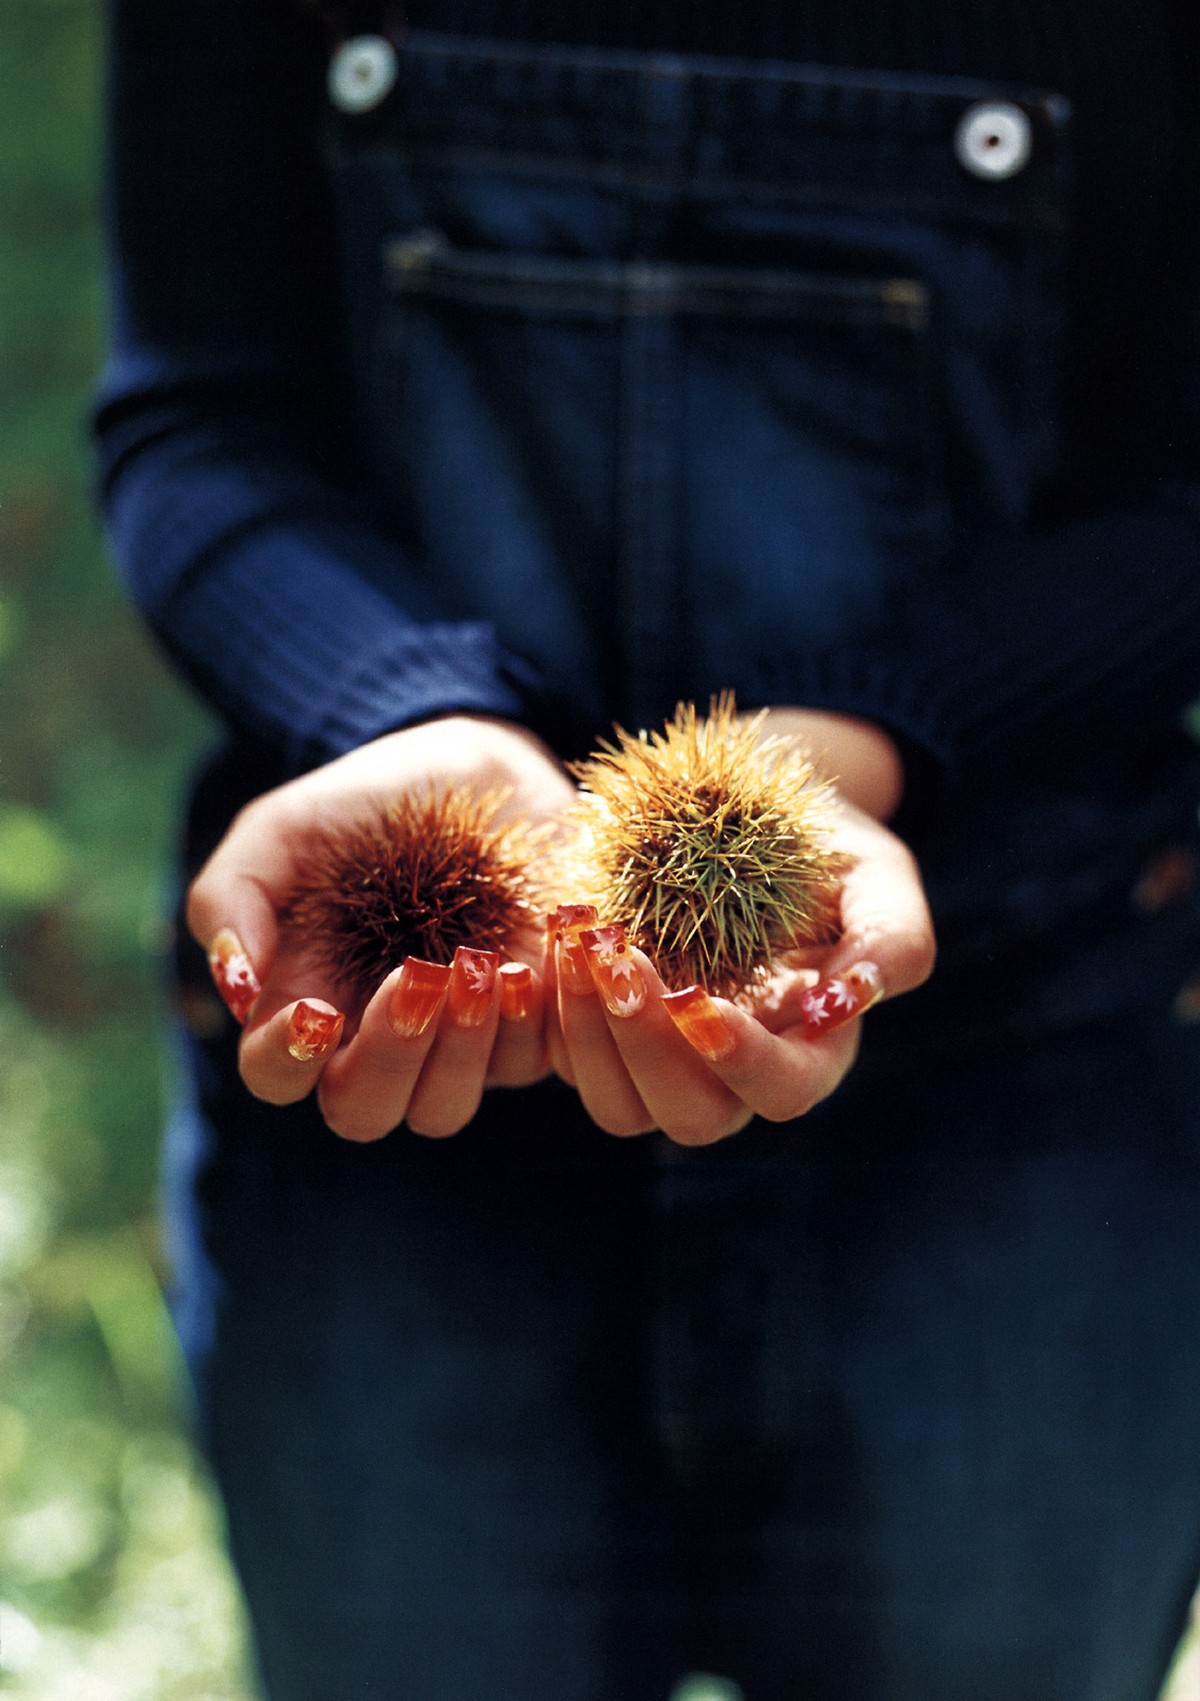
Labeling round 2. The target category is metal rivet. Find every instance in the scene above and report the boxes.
[954,100,1033,181]
[328,35,398,115]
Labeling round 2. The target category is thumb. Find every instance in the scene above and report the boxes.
[185,798,297,1024]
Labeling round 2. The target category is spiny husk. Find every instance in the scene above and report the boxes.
[282,786,543,1010]
[564,695,844,998]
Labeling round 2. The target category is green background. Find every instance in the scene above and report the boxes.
[0,3,1195,1697]
[0,0,254,1692]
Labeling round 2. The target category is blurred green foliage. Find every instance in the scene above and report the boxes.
[0,3,1197,1697]
[0,0,256,1693]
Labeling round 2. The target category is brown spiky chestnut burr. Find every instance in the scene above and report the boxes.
[563,695,846,999]
[282,787,544,1010]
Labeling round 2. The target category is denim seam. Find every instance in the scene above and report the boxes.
[384,271,930,328]
[337,143,1068,227]
[396,28,1071,111]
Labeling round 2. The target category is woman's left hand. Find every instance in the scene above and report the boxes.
[548,729,935,1146]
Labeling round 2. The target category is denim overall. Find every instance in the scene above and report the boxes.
[168,29,1200,1701]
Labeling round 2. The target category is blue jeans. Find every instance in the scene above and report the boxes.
[167,29,1200,1700]
[169,1000,1200,1701]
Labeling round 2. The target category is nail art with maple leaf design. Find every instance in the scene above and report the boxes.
[553,908,601,996]
[208,928,261,1025]
[286,1000,345,1062]
[447,947,500,1027]
[798,961,883,1036]
[578,925,646,1018]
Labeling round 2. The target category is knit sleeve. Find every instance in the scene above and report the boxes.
[95,0,551,773]
[772,234,1200,791]
[798,480,1200,786]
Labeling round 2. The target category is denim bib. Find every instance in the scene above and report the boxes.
[323,33,1069,725]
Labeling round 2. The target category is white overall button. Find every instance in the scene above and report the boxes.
[328,35,398,115]
[954,100,1033,180]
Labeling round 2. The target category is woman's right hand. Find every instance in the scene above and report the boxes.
[546,710,935,1145]
[186,716,577,1142]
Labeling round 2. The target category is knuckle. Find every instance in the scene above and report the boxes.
[588,1100,655,1137]
[894,925,938,991]
[607,1114,658,1138]
[755,1051,844,1120]
[184,880,212,945]
[405,1087,482,1139]
[242,1074,307,1108]
[757,1089,820,1124]
[486,1058,551,1090]
[484,1033,547,1090]
[404,1114,463,1140]
[329,1115,392,1143]
[316,1083,392,1144]
[660,1113,735,1148]
[238,1049,295,1108]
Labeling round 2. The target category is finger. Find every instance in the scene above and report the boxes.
[238,998,346,1105]
[405,948,502,1137]
[752,960,884,1039]
[186,795,306,1023]
[823,814,936,997]
[317,958,450,1142]
[556,925,655,1135]
[572,933,747,1145]
[203,925,267,1026]
[238,930,349,1020]
[543,904,600,1087]
[661,984,862,1123]
[485,962,550,1087]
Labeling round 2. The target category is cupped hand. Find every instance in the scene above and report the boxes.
[186,716,576,1141]
[548,712,935,1146]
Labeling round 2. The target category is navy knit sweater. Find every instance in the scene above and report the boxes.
[96,1,1200,784]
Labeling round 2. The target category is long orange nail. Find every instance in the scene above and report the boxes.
[286,1000,345,1062]
[498,961,537,1021]
[579,925,646,1018]
[208,928,261,1025]
[660,986,737,1062]
[556,903,600,930]
[798,960,883,1036]
[546,903,599,945]
[447,947,499,1027]
[388,957,451,1038]
[557,925,597,995]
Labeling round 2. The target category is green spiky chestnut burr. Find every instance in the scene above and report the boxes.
[563,695,845,999]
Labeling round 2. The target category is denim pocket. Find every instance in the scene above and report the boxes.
[375,228,947,716]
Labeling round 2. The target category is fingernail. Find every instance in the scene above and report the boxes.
[499,961,537,1021]
[208,928,261,1025]
[799,960,884,1036]
[286,1000,345,1062]
[447,946,499,1028]
[388,957,451,1038]
[558,925,597,996]
[546,903,599,942]
[660,985,737,1062]
[579,925,646,1018]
